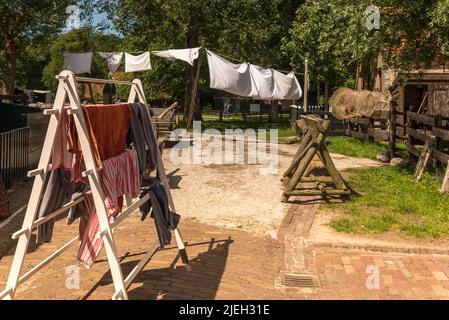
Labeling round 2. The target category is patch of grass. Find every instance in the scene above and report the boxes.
[325,136,408,160]
[180,112,295,137]
[326,164,449,238]
[325,137,387,160]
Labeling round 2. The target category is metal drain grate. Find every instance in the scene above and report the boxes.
[281,273,320,288]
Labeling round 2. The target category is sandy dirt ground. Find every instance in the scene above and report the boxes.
[0,137,384,254]
[162,136,382,239]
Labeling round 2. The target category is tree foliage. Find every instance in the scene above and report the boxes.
[0,1,75,94]
[98,0,304,106]
[283,0,449,90]
[42,28,121,92]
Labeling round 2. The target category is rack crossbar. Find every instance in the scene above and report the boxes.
[18,236,79,285]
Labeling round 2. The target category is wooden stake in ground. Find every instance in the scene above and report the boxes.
[413,139,433,181]
[440,160,449,193]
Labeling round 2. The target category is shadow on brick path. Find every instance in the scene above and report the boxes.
[82,238,233,300]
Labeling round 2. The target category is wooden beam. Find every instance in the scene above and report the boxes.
[406,128,434,143]
[303,59,309,112]
[407,111,436,127]
[187,45,203,130]
[285,189,351,196]
[433,127,449,141]
[441,160,449,193]
[414,140,433,181]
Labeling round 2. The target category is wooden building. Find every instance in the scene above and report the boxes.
[389,72,449,138]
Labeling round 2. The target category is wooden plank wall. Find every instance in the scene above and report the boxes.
[346,114,389,143]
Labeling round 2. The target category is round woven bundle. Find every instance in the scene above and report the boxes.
[330,88,388,120]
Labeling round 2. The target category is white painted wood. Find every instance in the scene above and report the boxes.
[11,228,30,240]
[0,205,27,229]
[110,194,150,229]
[31,197,85,229]
[63,71,129,300]
[3,75,68,299]
[43,109,59,116]
[0,287,12,300]
[123,240,160,289]
[18,236,79,284]
[1,71,188,300]
[27,168,44,178]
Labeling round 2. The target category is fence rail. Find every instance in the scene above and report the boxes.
[406,111,449,165]
[346,114,389,143]
[0,127,30,190]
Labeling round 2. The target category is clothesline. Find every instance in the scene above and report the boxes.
[64,47,306,100]
[64,47,304,75]
[211,50,305,76]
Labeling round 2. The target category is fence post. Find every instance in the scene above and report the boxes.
[368,117,374,143]
[389,103,397,159]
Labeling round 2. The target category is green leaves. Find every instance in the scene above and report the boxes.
[283,0,449,88]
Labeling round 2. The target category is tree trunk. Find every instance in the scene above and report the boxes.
[183,12,200,122]
[270,100,278,122]
[4,39,17,98]
[324,80,329,112]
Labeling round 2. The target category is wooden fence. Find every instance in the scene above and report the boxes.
[405,111,449,166]
[345,112,390,143]
[0,127,30,190]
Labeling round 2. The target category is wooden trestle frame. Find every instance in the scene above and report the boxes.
[282,115,350,203]
[0,70,188,300]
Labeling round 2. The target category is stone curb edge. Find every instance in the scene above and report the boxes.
[312,241,449,256]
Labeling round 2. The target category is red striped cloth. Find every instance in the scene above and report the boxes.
[77,149,140,267]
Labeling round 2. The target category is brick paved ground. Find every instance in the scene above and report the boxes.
[1,195,449,299]
[0,214,286,300]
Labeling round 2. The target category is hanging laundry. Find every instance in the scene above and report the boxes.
[98,52,123,73]
[63,52,93,74]
[49,108,73,171]
[77,149,140,267]
[249,64,274,100]
[36,168,88,243]
[67,104,131,178]
[127,102,158,181]
[125,52,152,73]
[272,70,303,100]
[206,50,258,97]
[139,183,180,248]
[152,47,200,66]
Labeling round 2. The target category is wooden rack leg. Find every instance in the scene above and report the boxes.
[64,71,129,300]
[2,79,68,299]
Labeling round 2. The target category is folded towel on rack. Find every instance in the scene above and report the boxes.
[128,102,158,181]
[77,149,139,267]
[139,183,180,248]
[67,104,131,180]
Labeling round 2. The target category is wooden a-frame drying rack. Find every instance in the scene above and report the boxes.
[0,70,188,300]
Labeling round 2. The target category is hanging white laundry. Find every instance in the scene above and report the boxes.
[98,52,123,72]
[249,64,274,100]
[206,50,258,97]
[63,52,93,74]
[125,52,152,73]
[152,47,200,66]
[272,70,302,100]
